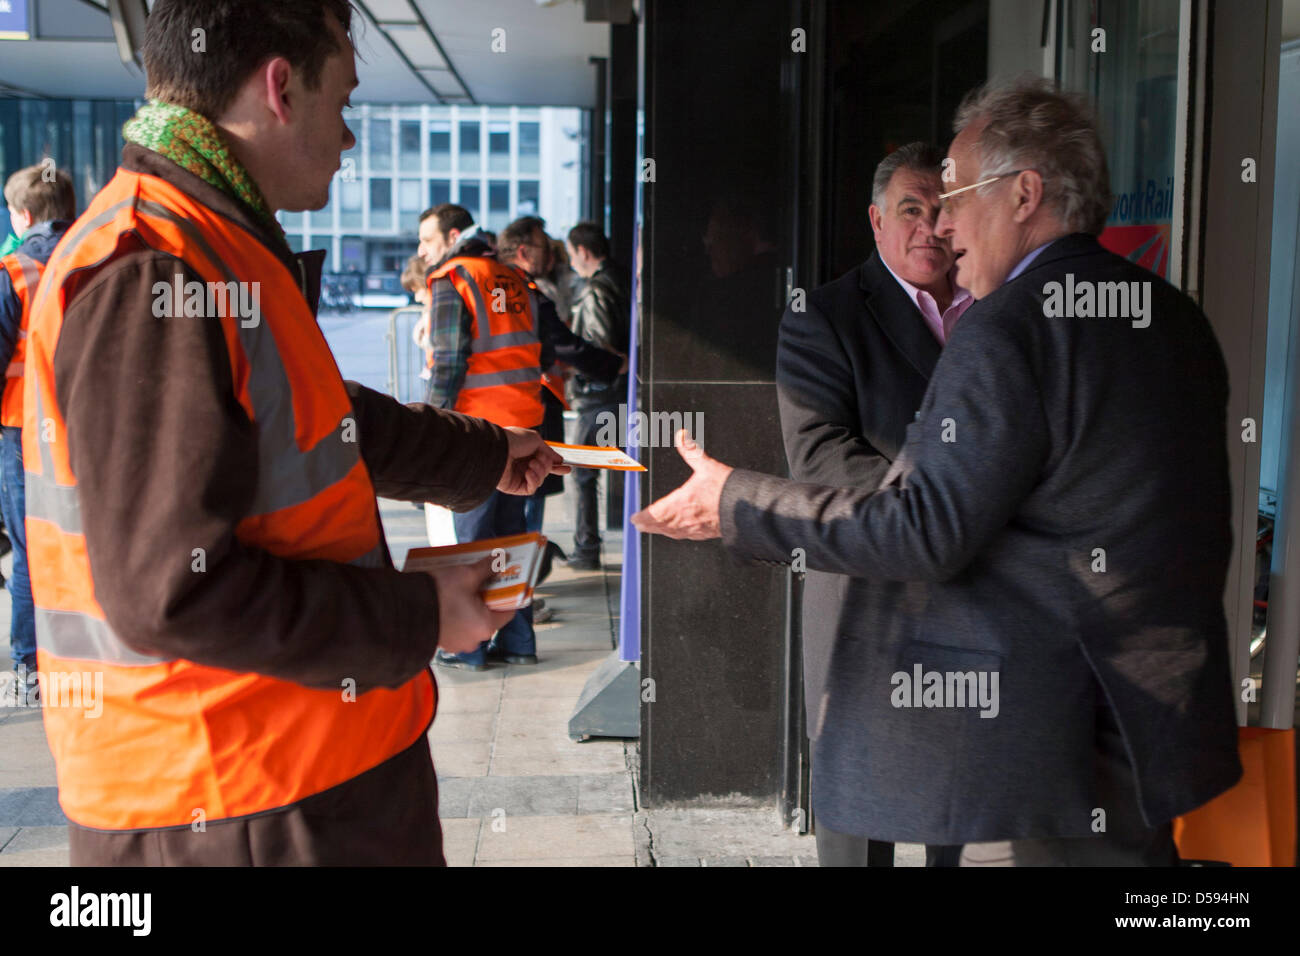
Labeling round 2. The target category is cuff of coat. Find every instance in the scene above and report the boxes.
[719,468,790,567]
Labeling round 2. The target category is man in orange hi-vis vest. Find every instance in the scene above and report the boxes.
[22,0,566,866]
[417,205,622,669]
[0,164,75,707]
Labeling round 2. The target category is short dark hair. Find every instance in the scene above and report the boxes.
[497,216,547,261]
[4,163,76,223]
[870,142,945,208]
[419,203,474,239]
[143,0,356,118]
[567,221,609,260]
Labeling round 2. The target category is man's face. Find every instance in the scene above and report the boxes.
[516,228,551,277]
[418,219,452,266]
[6,205,31,238]
[868,168,952,289]
[934,123,1024,299]
[277,14,357,212]
[566,239,593,278]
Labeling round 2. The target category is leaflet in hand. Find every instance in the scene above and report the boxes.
[547,442,647,471]
[403,532,546,611]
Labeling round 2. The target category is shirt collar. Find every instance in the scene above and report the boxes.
[1004,240,1054,285]
[878,252,971,313]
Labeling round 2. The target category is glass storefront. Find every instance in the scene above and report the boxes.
[1058,0,1182,279]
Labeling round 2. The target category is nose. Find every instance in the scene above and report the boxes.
[934,206,955,239]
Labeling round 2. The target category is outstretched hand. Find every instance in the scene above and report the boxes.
[630,430,732,540]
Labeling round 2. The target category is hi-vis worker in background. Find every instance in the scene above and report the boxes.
[416,205,624,670]
[0,165,75,707]
[22,0,566,866]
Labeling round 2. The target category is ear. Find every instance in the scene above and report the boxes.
[868,204,885,241]
[1010,169,1045,223]
[262,57,295,126]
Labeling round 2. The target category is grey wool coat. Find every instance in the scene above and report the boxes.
[721,233,1243,844]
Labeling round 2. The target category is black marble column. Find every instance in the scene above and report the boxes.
[637,0,798,804]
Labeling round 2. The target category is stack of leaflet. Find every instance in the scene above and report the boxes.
[403,532,547,611]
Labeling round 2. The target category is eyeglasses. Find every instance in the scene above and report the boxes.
[937,169,1031,214]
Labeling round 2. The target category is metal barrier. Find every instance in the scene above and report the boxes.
[385,305,428,405]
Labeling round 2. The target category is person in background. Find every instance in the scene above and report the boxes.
[773,141,970,867]
[419,205,622,667]
[401,253,433,378]
[564,222,630,571]
[0,163,76,705]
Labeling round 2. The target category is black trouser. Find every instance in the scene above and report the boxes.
[814,829,963,867]
[572,402,617,561]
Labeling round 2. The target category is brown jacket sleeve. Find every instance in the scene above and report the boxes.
[54,250,450,693]
[344,382,507,507]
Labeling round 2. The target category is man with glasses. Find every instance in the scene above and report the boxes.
[631,77,1241,866]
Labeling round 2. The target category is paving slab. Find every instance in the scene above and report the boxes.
[474,813,635,863]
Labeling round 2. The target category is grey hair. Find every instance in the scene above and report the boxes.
[871,141,946,209]
[953,75,1112,235]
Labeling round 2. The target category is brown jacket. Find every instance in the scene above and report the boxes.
[60,146,507,864]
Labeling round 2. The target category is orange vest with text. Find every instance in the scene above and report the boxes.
[429,256,543,428]
[23,168,434,831]
[0,253,42,428]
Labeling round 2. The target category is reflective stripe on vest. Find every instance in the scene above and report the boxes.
[0,253,41,428]
[22,168,430,831]
[430,257,543,429]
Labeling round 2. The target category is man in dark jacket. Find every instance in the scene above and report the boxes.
[565,221,631,570]
[0,164,75,703]
[779,142,971,866]
[633,77,1241,865]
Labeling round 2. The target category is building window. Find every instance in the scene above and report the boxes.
[399,120,422,173]
[399,179,422,217]
[517,180,540,216]
[488,124,510,174]
[340,179,363,230]
[430,122,451,172]
[286,234,304,253]
[487,180,510,232]
[459,121,480,171]
[430,180,451,208]
[518,121,540,175]
[459,182,480,221]
[369,117,392,172]
[370,178,393,230]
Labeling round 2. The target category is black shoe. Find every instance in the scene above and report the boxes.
[485,646,538,665]
[566,554,601,572]
[536,541,566,586]
[11,667,38,705]
[434,650,487,672]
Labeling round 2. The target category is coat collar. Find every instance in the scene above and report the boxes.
[860,249,941,379]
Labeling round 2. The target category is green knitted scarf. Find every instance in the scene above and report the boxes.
[123,101,281,235]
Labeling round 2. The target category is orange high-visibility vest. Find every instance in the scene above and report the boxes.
[429,256,543,428]
[0,253,42,428]
[23,168,434,832]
